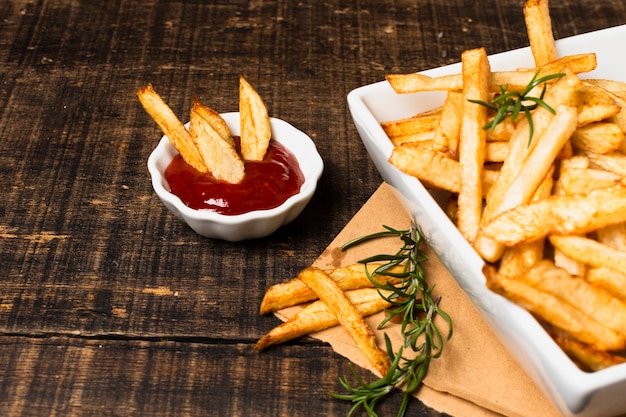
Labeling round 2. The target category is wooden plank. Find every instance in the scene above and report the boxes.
[0,336,444,417]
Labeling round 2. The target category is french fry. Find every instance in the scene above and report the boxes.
[553,332,626,372]
[575,82,621,126]
[552,162,587,276]
[536,52,596,75]
[571,122,624,154]
[494,105,577,214]
[556,166,622,195]
[190,96,235,147]
[484,141,510,163]
[549,235,626,275]
[389,143,498,196]
[480,186,626,246]
[390,145,462,193]
[586,79,626,141]
[498,174,552,278]
[586,151,626,176]
[433,91,463,155]
[587,78,626,95]
[457,47,490,243]
[381,109,440,138]
[299,267,391,376]
[389,131,436,147]
[254,288,393,351]
[518,260,626,339]
[586,267,626,302]
[597,222,626,252]
[137,83,207,173]
[386,72,463,93]
[385,53,596,95]
[189,100,245,184]
[259,263,403,314]
[523,0,557,66]
[484,264,626,351]
[239,75,271,161]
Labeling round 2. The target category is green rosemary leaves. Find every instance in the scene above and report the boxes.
[469,70,565,144]
[332,224,452,417]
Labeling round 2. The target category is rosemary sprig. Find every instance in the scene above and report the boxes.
[469,70,565,144]
[330,224,452,417]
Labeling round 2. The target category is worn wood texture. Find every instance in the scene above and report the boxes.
[1,0,625,416]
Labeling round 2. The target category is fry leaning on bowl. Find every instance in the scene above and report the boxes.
[138,76,323,241]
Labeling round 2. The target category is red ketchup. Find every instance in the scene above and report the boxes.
[165,139,305,215]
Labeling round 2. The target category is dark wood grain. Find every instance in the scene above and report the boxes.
[1,0,626,416]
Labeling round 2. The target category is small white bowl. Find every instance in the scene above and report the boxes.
[147,112,323,241]
[348,24,626,417]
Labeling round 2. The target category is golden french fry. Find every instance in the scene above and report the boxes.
[498,174,552,278]
[239,75,271,161]
[553,332,626,372]
[433,91,463,155]
[389,143,498,196]
[597,222,626,252]
[587,78,626,95]
[586,79,626,142]
[386,72,463,93]
[191,97,235,147]
[553,246,586,277]
[389,131,436,147]
[381,109,441,138]
[549,235,626,276]
[457,47,490,243]
[484,141,510,163]
[575,82,621,126]
[484,264,626,351]
[571,123,624,155]
[189,100,245,184]
[390,145,461,192]
[586,151,626,176]
[552,161,588,276]
[523,0,557,66]
[556,166,622,195]
[254,288,393,351]
[481,186,626,246]
[536,53,597,75]
[259,263,403,314]
[137,83,207,173]
[586,266,626,302]
[519,260,626,339]
[496,105,576,214]
[385,53,596,95]
[299,267,390,376]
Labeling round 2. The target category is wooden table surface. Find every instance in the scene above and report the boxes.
[2,0,626,416]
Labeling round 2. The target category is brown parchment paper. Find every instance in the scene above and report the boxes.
[274,183,563,417]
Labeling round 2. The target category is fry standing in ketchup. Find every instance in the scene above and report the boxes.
[165,138,304,215]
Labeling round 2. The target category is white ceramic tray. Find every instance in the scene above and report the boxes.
[348,24,626,417]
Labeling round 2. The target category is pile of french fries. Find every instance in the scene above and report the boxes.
[256,263,406,376]
[137,75,271,183]
[383,0,626,371]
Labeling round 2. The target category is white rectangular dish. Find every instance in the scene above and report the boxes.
[347,24,626,417]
